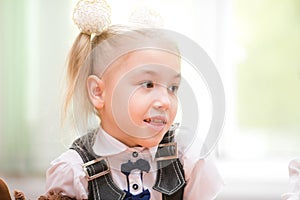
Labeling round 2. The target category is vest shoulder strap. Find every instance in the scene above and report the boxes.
[70,131,126,200]
[153,127,186,200]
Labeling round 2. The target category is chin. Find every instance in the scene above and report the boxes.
[129,126,172,147]
[139,141,159,148]
[137,134,165,148]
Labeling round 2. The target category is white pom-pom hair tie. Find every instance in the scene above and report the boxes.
[129,7,164,28]
[73,0,111,40]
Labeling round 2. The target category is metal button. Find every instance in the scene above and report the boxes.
[132,151,138,158]
[132,184,139,190]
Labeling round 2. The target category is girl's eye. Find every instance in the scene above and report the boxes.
[141,81,154,88]
[168,85,179,94]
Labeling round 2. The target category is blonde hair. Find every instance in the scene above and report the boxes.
[63,28,114,132]
[62,26,179,134]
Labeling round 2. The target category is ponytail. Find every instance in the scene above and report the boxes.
[62,33,92,126]
[62,30,115,132]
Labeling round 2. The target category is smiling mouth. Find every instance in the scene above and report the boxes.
[143,117,167,125]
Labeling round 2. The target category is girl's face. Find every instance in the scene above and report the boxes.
[99,50,181,147]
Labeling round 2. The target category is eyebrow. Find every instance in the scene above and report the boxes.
[139,69,181,79]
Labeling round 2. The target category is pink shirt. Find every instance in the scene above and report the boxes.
[45,128,223,199]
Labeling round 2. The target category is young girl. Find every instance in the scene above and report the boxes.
[44,0,223,199]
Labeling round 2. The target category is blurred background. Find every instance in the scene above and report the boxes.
[0,0,299,199]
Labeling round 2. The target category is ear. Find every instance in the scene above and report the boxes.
[87,75,105,109]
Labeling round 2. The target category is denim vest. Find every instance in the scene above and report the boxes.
[70,129,186,200]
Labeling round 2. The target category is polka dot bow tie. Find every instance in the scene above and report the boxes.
[123,189,151,200]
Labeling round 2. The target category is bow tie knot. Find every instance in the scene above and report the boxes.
[121,159,150,176]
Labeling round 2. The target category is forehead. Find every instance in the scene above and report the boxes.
[127,49,180,68]
[109,49,181,76]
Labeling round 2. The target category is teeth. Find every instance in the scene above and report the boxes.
[144,118,166,124]
[152,119,163,123]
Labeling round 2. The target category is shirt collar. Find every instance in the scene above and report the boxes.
[92,126,158,160]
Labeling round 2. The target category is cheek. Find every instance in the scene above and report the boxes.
[170,97,178,118]
[109,82,137,125]
[128,92,147,118]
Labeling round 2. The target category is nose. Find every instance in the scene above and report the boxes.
[153,86,171,110]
